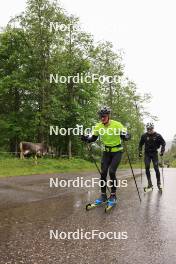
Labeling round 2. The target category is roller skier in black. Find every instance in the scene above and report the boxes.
[139,122,166,192]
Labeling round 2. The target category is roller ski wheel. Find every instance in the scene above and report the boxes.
[86,203,96,211]
[105,195,117,213]
[144,186,153,193]
[105,205,115,213]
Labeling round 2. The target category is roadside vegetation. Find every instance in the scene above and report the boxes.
[0,157,95,177]
[0,0,152,162]
[0,155,142,177]
[164,134,176,167]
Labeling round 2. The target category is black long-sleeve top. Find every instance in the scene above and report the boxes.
[139,132,166,154]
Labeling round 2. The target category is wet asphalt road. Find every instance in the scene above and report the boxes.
[0,168,176,264]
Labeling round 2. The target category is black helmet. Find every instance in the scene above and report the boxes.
[98,106,111,117]
[146,122,154,130]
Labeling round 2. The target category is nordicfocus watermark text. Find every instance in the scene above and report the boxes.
[49,22,79,32]
[50,73,118,84]
[50,229,128,240]
[49,177,127,188]
[50,125,127,136]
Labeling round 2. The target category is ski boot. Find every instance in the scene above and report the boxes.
[105,193,117,213]
[144,185,153,193]
[86,193,107,211]
[157,184,162,193]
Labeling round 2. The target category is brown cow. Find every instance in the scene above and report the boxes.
[20,142,48,163]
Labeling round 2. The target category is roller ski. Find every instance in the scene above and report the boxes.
[144,185,153,193]
[86,193,107,211]
[105,194,117,213]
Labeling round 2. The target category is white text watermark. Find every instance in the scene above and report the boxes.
[49,125,127,136]
[49,73,118,84]
[50,229,128,240]
[49,177,128,188]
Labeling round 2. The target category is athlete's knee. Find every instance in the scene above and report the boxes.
[101,164,108,176]
[100,172,107,181]
[153,162,159,169]
[154,165,159,170]
[109,169,116,179]
[145,166,150,171]
[154,166,160,175]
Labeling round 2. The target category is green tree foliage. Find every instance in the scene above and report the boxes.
[165,134,176,167]
[0,0,152,161]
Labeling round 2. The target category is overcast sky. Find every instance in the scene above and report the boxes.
[0,0,176,141]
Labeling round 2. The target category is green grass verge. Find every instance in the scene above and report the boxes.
[119,162,142,169]
[0,157,141,178]
[171,160,176,167]
[0,157,96,177]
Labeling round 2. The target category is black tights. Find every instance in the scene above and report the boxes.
[144,152,161,187]
[101,151,123,193]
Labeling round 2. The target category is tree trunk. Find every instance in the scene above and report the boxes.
[68,136,72,158]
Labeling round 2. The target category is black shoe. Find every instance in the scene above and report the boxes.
[148,184,153,188]
[157,184,162,190]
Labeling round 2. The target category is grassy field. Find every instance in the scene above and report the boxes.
[171,160,176,167]
[0,157,96,177]
[0,156,142,178]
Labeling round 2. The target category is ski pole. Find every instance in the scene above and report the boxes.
[161,156,164,187]
[86,144,101,175]
[123,141,142,203]
[134,100,143,186]
[86,144,111,194]
[140,157,143,184]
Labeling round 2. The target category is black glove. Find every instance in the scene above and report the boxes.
[81,135,89,143]
[139,152,142,158]
[120,132,131,141]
